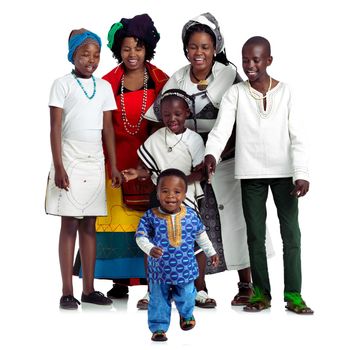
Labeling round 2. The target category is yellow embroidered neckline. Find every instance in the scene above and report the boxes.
[152,205,187,247]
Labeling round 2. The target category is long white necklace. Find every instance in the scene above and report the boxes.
[247,76,272,100]
[120,68,148,135]
[165,128,184,152]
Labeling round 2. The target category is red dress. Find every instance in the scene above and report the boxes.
[91,63,168,282]
[103,62,168,174]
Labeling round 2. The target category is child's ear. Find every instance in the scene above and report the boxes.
[186,108,191,118]
[267,56,273,66]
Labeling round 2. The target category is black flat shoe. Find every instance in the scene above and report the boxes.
[107,284,129,299]
[81,291,113,305]
[60,295,81,310]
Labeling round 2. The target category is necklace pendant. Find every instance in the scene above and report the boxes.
[167,147,173,152]
[197,80,208,91]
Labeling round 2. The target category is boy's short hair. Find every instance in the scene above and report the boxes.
[243,36,271,56]
[157,168,188,191]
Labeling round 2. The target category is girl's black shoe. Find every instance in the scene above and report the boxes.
[60,295,81,310]
[81,291,113,305]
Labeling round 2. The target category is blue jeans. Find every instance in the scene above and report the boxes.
[148,281,196,333]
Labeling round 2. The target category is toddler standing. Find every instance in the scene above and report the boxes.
[135,169,218,341]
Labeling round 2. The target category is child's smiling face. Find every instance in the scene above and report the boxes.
[242,43,272,83]
[157,175,187,214]
[73,43,100,78]
[161,97,190,134]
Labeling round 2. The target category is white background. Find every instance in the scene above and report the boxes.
[1,0,349,349]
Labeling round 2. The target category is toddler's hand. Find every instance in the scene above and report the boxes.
[210,254,219,267]
[121,168,138,182]
[150,246,163,259]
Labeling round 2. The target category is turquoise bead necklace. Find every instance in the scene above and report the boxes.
[72,70,96,99]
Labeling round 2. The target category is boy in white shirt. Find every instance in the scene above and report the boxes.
[204,36,313,314]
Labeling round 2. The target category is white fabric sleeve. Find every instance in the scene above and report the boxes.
[205,85,238,163]
[190,132,205,167]
[196,231,216,257]
[48,78,66,108]
[287,87,309,182]
[136,236,155,256]
[102,80,117,111]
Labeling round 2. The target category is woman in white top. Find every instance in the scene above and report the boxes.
[146,13,274,307]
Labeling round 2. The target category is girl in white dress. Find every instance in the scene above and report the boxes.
[46,28,122,309]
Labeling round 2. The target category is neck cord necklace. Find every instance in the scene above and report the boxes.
[190,66,212,91]
[120,68,148,135]
[165,128,184,152]
[247,76,272,100]
[72,70,96,99]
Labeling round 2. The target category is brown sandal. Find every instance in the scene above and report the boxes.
[243,299,271,312]
[231,282,253,306]
[151,330,167,342]
[243,288,271,312]
[136,292,149,310]
[195,290,217,308]
[180,316,196,331]
[284,292,314,315]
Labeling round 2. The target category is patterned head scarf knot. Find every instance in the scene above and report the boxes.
[68,28,102,64]
[181,12,224,54]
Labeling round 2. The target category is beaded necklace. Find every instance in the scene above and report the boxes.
[165,128,184,152]
[120,68,148,135]
[71,70,96,99]
[246,76,272,100]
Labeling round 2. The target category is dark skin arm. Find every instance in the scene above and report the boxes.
[290,179,309,197]
[103,110,122,187]
[122,159,150,182]
[186,162,205,184]
[204,154,217,183]
[50,106,69,191]
[123,162,205,184]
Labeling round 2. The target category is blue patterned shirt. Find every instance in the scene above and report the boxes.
[135,205,205,284]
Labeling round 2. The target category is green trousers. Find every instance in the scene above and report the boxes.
[241,178,302,299]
